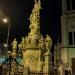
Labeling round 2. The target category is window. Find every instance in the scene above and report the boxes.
[72,0,75,10]
[66,0,70,11]
[68,32,75,45]
[74,32,75,44]
[68,32,73,45]
[66,0,75,10]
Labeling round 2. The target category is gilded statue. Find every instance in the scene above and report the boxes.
[39,35,45,49]
[18,43,22,51]
[11,38,18,52]
[25,36,31,47]
[18,37,25,51]
[45,34,53,52]
[21,37,25,48]
[29,0,41,36]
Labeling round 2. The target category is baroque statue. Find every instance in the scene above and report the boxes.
[11,38,18,52]
[10,0,53,73]
[39,35,45,49]
[29,0,41,34]
[45,34,53,52]
[21,37,25,48]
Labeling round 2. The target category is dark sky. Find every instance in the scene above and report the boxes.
[0,0,61,44]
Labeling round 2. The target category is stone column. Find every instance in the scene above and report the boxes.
[62,0,67,13]
[43,52,53,75]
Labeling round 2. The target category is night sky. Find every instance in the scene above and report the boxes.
[0,0,61,45]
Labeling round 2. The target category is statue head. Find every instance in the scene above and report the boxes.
[14,38,16,41]
[46,34,49,37]
[22,37,24,40]
[25,36,27,38]
[40,35,43,38]
[34,0,38,3]
[45,34,53,43]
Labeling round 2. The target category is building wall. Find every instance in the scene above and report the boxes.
[61,14,67,47]
[61,47,75,66]
[61,7,75,68]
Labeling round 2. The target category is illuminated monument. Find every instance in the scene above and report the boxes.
[17,0,53,74]
[0,0,53,75]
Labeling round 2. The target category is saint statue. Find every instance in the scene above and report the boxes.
[21,37,25,48]
[29,0,41,37]
[33,0,41,16]
[45,34,53,52]
[11,38,18,52]
[39,35,45,49]
[25,36,31,47]
[58,64,64,75]
[18,44,22,52]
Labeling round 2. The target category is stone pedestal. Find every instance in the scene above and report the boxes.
[43,52,53,75]
[22,48,42,72]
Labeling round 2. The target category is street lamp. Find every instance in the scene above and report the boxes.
[3,18,8,23]
[6,18,10,51]
[2,17,10,51]
[4,44,7,48]
[0,12,10,52]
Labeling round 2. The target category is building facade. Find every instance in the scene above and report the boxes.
[59,0,75,75]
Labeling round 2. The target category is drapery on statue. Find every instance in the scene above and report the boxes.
[11,38,18,52]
